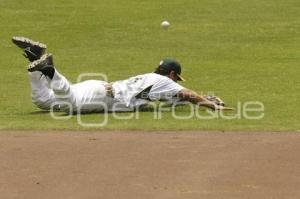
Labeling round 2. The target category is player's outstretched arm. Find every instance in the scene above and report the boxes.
[177,89,233,110]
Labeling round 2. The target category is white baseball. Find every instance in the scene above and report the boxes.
[161,21,170,29]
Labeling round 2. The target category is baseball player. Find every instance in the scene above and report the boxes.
[12,36,232,113]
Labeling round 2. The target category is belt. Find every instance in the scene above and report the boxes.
[105,83,114,98]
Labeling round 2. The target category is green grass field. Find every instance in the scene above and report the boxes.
[0,0,299,131]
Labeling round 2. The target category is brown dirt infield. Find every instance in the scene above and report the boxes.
[0,131,299,199]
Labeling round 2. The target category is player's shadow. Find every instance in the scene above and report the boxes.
[28,103,186,116]
[29,110,52,115]
[29,110,72,116]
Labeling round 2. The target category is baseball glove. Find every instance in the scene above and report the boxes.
[203,95,225,106]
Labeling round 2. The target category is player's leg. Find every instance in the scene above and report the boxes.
[28,71,56,110]
[28,54,77,112]
[11,36,57,110]
[28,53,111,113]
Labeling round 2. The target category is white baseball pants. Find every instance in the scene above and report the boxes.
[29,70,110,113]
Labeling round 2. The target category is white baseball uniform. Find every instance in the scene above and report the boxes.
[29,69,185,113]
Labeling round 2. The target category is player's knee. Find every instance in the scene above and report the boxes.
[31,95,54,110]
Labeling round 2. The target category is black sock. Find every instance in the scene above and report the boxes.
[41,66,55,79]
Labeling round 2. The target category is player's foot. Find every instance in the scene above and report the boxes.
[12,36,47,62]
[28,53,53,72]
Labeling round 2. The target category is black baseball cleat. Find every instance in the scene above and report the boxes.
[28,53,53,72]
[12,36,47,62]
[28,53,55,79]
